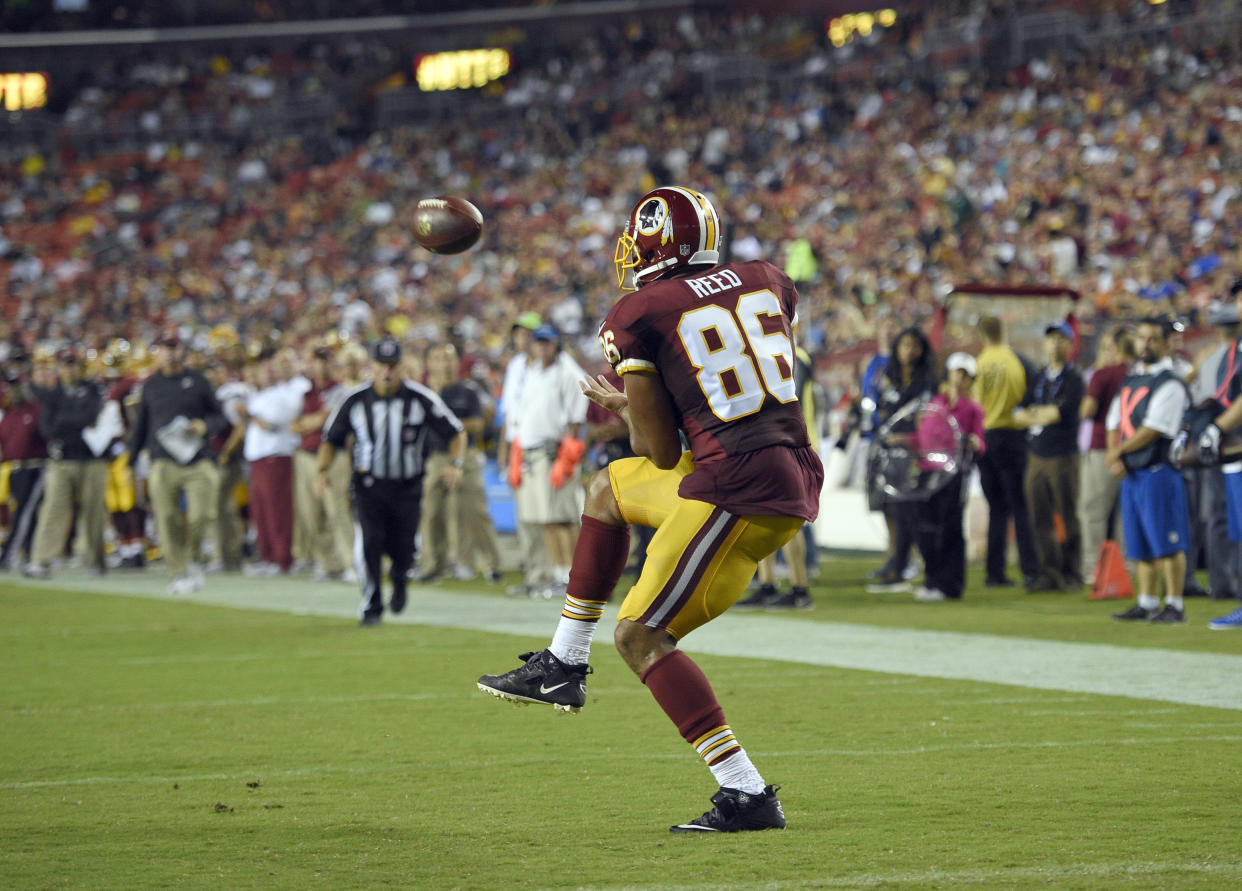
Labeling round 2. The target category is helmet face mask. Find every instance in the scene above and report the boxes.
[614,186,722,291]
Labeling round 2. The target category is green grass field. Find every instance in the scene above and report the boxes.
[2,558,1241,889]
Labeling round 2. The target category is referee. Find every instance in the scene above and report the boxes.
[316,337,466,626]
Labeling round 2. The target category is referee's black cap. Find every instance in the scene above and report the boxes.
[372,337,403,365]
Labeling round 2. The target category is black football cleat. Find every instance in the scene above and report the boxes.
[1112,604,1157,621]
[477,650,591,714]
[670,784,786,833]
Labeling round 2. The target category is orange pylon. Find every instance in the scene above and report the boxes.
[1089,540,1134,600]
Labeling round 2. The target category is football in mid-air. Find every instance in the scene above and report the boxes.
[413,196,484,254]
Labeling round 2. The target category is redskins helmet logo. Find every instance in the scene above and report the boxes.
[634,197,674,245]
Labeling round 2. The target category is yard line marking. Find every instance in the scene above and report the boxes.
[5,692,441,716]
[754,734,1242,758]
[115,650,388,665]
[590,858,1242,889]
[8,734,1242,789]
[12,569,1242,711]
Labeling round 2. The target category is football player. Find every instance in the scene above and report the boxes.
[479,186,824,832]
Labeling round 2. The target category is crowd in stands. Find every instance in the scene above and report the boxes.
[3,2,1242,617]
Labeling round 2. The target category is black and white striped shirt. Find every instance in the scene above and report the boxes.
[322,380,463,482]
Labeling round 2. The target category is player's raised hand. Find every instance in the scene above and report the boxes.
[580,374,628,416]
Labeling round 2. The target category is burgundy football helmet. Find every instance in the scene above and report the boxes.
[614,186,722,291]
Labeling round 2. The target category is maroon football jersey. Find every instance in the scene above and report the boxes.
[599,260,823,521]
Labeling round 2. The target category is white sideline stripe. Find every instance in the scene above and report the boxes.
[10,569,1242,712]
[7,732,1240,790]
[593,859,1242,890]
[8,693,440,715]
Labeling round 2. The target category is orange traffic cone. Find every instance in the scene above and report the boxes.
[1089,540,1133,600]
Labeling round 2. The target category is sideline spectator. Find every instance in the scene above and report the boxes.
[24,348,108,579]
[865,325,937,594]
[509,323,589,600]
[240,350,309,576]
[211,355,253,573]
[913,352,985,602]
[0,369,47,570]
[1078,327,1135,583]
[1107,317,1191,623]
[101,346,146,569]
[417,343,502,583]
[498,312,552,596]
[974,315,1039,589]
[320,347,361,583]
[291,344,346,581]
[128,335,226,595]
[1184,303,1242,601]
[1013,321,1085,592]
[1196,291,1242,629]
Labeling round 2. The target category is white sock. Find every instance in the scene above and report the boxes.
[709,749,766,795]
[548,617,596,666]
[1165,595,1184,610]
[1137,593,1160,610]
[547,594,606,666]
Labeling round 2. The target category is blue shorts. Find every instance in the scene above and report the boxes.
[1120,465,1189,561]
[1224,470,1242,542]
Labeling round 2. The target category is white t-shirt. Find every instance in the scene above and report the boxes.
[498,352,529,444]
[512,351,589,451]
[244,376,311,461]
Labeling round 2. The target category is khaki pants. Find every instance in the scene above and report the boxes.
[149,458,219,578]
[419,449,501,575]
[216,457,246,570]
[322,451,354,573]
[30,459,108,569]
[293,450,343,573]
[1025,452,1081,586]
[1078,448,1123,580]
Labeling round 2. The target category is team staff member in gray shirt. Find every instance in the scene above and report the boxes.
[128,334,227,596]
[24,348,108,579]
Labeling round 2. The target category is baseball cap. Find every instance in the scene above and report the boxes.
[1044,321,1074,340]
[531,323,559,342]
[945,352,977,377]
[372,338,403,365]
[513,311,543,331]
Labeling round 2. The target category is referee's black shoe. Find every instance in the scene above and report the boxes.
[670,785,786,833]
[477,649,591,714]
[390,584,407,615]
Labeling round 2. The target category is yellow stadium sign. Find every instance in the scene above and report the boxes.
[0,72,48,111]
[828,9,898,48]
[415,49,511,92]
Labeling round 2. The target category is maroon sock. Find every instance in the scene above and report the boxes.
[566,515,629,602]
[641,650,739,763]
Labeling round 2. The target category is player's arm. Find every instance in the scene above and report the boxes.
[623,372,682,469]
[581,371,681,470]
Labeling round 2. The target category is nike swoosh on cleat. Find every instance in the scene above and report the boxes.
[539,681,570,694]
